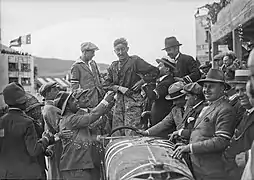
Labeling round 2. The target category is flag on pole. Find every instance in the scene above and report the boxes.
[9,34,31,48]
[9,36,22,48]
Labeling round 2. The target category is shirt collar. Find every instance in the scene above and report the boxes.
[159,75,168,82]
[8,108,22,111]
[192,100,204,109]
[174,53,180,61]
[207,95,227,106]
[45,100,54,105]
[77,57,91,65]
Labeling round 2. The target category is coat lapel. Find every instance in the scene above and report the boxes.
[194,104,217,128]
[80,62,93,76]
[236,112,254,139]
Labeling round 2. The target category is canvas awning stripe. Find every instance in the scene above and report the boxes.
[37,77,48,85]
[54,78,68,87]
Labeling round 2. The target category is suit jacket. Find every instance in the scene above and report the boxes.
[71,59,104,107]
[59,101,108,171]
[148,105,184,137]
[179,101,205,141]
[150,75,175,126]
[189,96,236,180]
[0,108,49,179]
[175,53,201,83]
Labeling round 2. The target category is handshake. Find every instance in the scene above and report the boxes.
[42,129,74,145]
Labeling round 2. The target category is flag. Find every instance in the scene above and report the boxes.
[21,34,31,44]
[9,36,22,48]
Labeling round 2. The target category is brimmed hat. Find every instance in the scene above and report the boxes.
[73,88,90,99]
[181,82,203,95]
[24,93,44,113]
[165,81,185,100]
[54,91,73,115]
[81,42,99,52]
[162,36,182,50]
[39,82,59,97]
[3,82,27,106]
[156,56,176,70]
[228,69,250,85]
[197,69,231,90]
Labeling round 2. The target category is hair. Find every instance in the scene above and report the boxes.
[114,38,128,47]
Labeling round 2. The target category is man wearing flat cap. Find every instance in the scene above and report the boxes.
[70,42,104,108]
[39,81,63,180]
[173,69,236,180]
[142,56,176,126]
[103,38,159,136]
[0,82,55,179]
[138,81,186,138]
[162,36,201,84]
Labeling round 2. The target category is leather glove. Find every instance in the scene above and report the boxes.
[45,148,53,157]
[42,131,55,145]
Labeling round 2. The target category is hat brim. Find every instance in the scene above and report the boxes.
[197,79,231,91]
[165,93,185,100]
[25,102,44,113]
[156,58,176,70]
[61,92,74,115]
[162,44,182,50]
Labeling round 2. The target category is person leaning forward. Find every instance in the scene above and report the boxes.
[172,69,236,180]
[70,42,104,108]
[55,91,115,180]
[0,82,55,179]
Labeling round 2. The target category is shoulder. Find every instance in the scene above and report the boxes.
[130,55,143,61]
[71,61,82,69]
[179,53,195,61]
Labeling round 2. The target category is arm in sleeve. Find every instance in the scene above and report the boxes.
[44,107,61,132]
[70,64,80,90]
[192,107,236,154]
[148,111,176,136]
[25,121,49,157]
[69,102,108,129]
[183,56,201,83]
[135,56,160,82]
[181,129,192,140]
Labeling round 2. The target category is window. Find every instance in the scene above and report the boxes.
[9,77,19,83]
[21,78,31,86]
[8,62,19,71]
[21,63,31,72]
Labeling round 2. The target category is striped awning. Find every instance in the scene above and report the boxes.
[36,77,70,87]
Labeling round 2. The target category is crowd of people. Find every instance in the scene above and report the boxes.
[1,36,254,180]
[0,49,32,56]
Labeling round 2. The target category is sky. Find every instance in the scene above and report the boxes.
[1,0,215,65]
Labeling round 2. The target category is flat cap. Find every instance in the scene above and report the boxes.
[181,82,203,95]
[73,88,90,99]
[39,82,58,97]
[81,42,99,52]
[165,81,185,100]
[3,82,27,106]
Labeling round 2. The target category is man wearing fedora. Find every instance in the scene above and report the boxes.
[0,82,55,179]
[138,81,186,138]
[222,69,254,179]
[173,69,236,180]
[39,81,63,180]
[70,42,104,108]
[142,56,176,126]
[54,90,115,180]
[162,36,201,84]
[103,38,159,136]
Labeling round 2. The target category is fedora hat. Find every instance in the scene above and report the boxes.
[198,69,231,90]
[3,82,27,106]
[162,36,182,50]
[228,69,250,85]
[181,82,203,95]
[24,93,44,113]
[54,91,73,115]
[156,56,176,70]
[165,81,185,100]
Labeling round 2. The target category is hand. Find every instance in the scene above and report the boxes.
[131,79,145,91]
[45,148,53,157]
[172,145,190,159]
[104,91,115,103]
[168,130,180,142]
[58,129,73,139]
[42,131,55,145]
[136,129,149,136]
[118,86,129,94]
[174,77,184,82]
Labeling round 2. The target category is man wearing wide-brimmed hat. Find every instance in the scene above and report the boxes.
[222,69,254,180]
[70,42,104,108]
[39,81,63,180]
[138,81,186,138]
[0,82,55,179]
[54,90,115,180]
[173,69,236,180]
[142,56,176,126]
[162,36,201,84]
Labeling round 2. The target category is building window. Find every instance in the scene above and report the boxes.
[21,63,31,72]
[21,78,31,86]
[9,77,19,83]
[8,62,19,71]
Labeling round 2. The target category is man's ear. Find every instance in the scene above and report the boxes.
[126,46,129,52]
